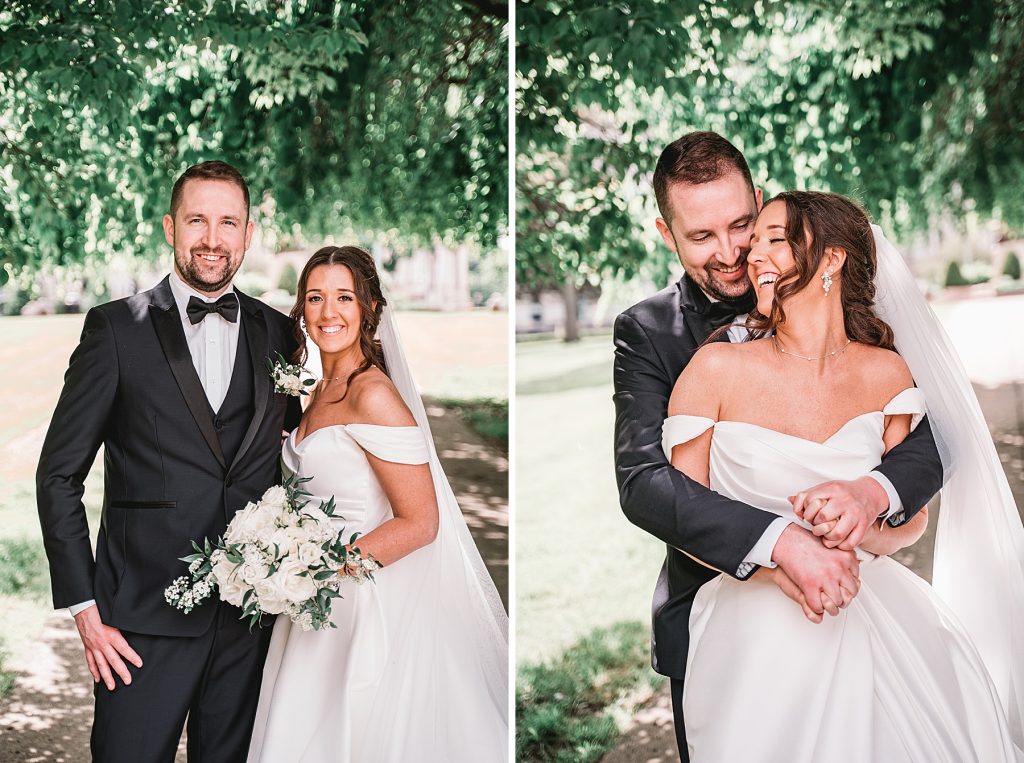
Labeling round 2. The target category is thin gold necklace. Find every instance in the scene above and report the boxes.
[774,336,852,361]
[322,362,373,382]
[321,368,358,380]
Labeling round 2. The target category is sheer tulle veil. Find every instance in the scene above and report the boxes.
[871,225,1024,738]
[375,303,509,710]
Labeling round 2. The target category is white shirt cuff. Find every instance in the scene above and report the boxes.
[739,517,793,574]
[866,471,903,520]
[68,600,96,617]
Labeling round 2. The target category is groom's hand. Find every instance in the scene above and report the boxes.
[73,605,143,691]
[790,476,889,551]
[771,524,860,617]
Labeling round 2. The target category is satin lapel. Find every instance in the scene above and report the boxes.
[229,301,269,473]
[149,301,227,469]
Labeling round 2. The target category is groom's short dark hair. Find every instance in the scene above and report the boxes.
[170,160,251,219]
[654,132,755,223]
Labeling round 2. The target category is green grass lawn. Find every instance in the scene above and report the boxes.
[0,310,507,695]
[515,334,665,664]
[516,334,666,761]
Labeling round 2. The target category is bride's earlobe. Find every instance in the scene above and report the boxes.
[824,246,847,273]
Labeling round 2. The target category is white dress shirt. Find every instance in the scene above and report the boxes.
[69,273,241,617]
[720,313,903,576]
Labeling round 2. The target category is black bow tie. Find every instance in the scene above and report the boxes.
[704,300,746,329]
[186,293,239,325]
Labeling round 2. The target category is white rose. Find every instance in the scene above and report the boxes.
[226,503,277,544]
[261,485,289,511]
[224,503,255,544]
[277,373,303,394]
[296,541,326,567]
[211,556,247,608]
[269,525,306,557]
[252,576,288,615]
[266,556,318,606]
[239,560,269,585]
[300,504,330,525]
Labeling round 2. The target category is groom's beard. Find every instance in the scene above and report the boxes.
[175,244,240,294]
[672,233,754,302]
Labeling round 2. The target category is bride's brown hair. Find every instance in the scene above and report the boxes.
[746,191,895,350]
[290,245,388,398]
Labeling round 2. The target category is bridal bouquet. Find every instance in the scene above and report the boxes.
[164,476,379,631]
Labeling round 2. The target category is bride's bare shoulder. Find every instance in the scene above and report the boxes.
[687,337,771,375]
[668,340,766,416]
[348,368,416,427]
[849,343,914,400]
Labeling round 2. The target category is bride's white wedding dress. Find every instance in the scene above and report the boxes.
[663,388,1023,762]
[246,423,507,762]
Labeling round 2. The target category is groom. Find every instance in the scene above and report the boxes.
[613,131,944,759]
[36,161,301,761]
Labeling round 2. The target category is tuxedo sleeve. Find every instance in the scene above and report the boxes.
[36,307,118,609]
[613,313,777,578]
[872,415,943,527]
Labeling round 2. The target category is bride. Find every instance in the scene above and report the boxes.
[664,192,1024,761]
[247,246,508,762]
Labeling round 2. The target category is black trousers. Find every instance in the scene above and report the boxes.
[91,603,272,763]
[671,677,689,763]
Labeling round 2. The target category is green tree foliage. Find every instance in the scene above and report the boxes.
[1003,251,1021,281]
[517,0,1024,294]
[277,262,299,295]
[945,260,969,287]
[0,0,508,284]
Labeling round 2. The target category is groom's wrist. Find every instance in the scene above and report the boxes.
[746,517,793,571]
[68,599,96,617]
[865,472,902,521]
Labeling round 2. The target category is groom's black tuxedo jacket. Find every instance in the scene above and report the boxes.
[613,274,944,679]
[37,276,302,637]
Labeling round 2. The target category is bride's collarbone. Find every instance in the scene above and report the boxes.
[718,379,880,443]
[295,399,359,441]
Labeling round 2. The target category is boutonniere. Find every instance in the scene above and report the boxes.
[267,353,315,397]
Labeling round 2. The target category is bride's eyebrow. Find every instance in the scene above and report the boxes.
[750,224,785,243]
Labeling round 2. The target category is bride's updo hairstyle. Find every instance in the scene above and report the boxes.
[290,245,388,393]
[748,191,895,350]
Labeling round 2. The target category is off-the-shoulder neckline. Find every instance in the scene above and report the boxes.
[290,423,420,449]
[664,387,922,448]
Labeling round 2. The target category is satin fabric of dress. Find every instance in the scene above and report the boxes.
[662,389,1023,762]
[247,424,507,762]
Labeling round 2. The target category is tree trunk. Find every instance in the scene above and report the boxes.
[562,278,580,342]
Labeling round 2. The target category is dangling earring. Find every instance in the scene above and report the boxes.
[821,269,833,296]
[300,318,308,335]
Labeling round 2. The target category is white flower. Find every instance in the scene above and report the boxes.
[252,577,288,615]
[261,485,289,511]
[226,502,277,545]
[276,373,304,395]
[300,504,331,525]
[269,525,307,557]
[239,560,269,585]
[211,556,247,608]
[267,556,318,605]
[296,541,326,567]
